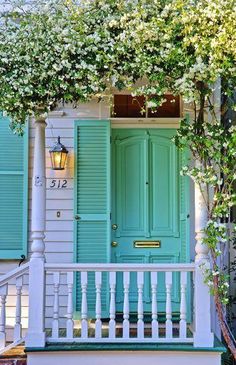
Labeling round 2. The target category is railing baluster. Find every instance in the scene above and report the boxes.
[165,272,173,339]
[137,272,144,339]
[180,271,187,339]
[52,272,60,339]
[95,272,102,339]
[66,272,74,338]
[81,272,88,339]
[43,264,195,345]
[123,271,130,339]
[151,272,158,338]
[0,284,8,350]
[109,272,116,339]
[14,276,23,342]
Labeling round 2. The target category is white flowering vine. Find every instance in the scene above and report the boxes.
[0,0,236,358]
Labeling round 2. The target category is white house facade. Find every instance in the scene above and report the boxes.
[0,90,226,365]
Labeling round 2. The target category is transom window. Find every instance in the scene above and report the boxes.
[112,94,181,118]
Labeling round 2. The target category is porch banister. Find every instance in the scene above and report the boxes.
[26,116,47,348]
[193,166,214,347]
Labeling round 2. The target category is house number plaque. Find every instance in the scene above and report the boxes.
[49,179,68,189]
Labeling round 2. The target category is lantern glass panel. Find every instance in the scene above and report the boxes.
[61,152,67,169]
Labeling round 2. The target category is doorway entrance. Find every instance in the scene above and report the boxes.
[111,128,189,313]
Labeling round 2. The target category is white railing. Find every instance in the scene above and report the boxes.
[0,261,214,348]
[0,263,29,354]
[45,263,195,344]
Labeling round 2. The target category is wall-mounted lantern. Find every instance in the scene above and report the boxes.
[49,136,68,170]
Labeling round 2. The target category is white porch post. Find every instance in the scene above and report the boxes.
[26,116,47,348]
[193,164,214,347]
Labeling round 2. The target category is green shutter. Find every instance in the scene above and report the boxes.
[0,116,28,259]
[74,120,111,316]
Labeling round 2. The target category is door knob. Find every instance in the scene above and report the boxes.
[75,215,81,220]
[111,241,118,247]
[112,224,118,230]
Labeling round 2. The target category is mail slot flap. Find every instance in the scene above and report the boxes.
[133,241,161,248]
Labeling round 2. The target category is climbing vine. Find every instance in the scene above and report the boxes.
[175,95,236,357]
[0,0,236,358]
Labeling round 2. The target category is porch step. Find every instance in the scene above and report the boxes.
[0,346,27,365]
[25,338,226,365]
[0,360,26,365]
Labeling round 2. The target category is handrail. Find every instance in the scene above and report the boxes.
[0,338,25,356]
[0,262,29,287]
[0,262,29,353]
[45,262,195,272]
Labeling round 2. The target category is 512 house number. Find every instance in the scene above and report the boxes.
[49,179,68,189]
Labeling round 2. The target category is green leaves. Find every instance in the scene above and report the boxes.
[0,0,235,131]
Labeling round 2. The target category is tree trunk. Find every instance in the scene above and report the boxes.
[213,277,236,359]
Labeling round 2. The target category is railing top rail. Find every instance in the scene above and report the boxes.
[45,262,195,273]
[0,262,29,287]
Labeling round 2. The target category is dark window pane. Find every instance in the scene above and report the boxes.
[148,95,180,118]
[127,95,145,117]
[113,94,181,118]
[113,95,145,118]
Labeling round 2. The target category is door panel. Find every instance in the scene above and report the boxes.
[116,135,147,237]
[111,129,188,313]
[150,135,179,236]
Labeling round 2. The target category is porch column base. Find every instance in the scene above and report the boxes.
[0,334,6,350]
[25,332,46,348]
[193,332,214,348]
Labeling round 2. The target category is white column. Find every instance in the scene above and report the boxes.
[31,116,47,260]
[137,272,144,339]
[52,273,60,339]
[109,272,116,339]
[66,272,74,338]
[151,272,158,339]
[26,117,47,348]
[123,272,130,339]
[0,284,8,350]
[165,272,173,339]
[193,173,214,347]
[14,276,23,341]
[179,272,187,339]
[95,272,102,339]
[81,272,88,339]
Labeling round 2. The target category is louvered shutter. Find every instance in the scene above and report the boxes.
[75,120,111,316]
[0,116,28,259]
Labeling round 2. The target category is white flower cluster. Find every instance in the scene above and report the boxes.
[0,0,235,133]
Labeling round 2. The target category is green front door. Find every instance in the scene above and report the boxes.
[111,129,189,313]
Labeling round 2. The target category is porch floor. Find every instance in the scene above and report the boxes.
[26,336,225,353]
[0,338,225,365]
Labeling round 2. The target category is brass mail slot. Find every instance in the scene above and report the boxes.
[134,240,161,248]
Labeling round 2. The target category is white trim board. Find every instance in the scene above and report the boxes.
[111,117,180,128]
[27,351,221,365]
